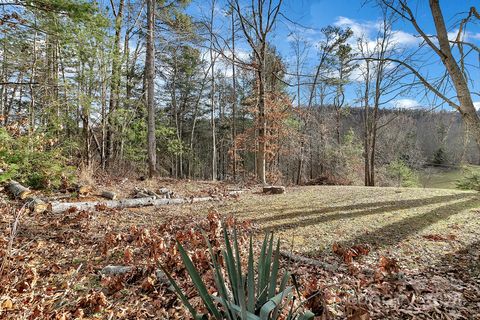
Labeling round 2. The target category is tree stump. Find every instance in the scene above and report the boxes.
[100,191,117,200]
[7,180,32,199]
[6,181,47,213]
[26,197,48,214]
[262,186,286,194]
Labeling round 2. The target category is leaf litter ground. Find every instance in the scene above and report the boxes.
[1,182,479,319]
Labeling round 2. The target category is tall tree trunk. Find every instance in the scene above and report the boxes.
[429,0,480,152]
[0,37,6,120]
[231,8,237,181]
[257,69,267,185]
[295,44,303,185]
[335,111,341,145]
[29,30,38,135]
[59,51,69,137]
[364,125,370,186]
[146,0,156,178]
[100,53,107,170]
[368,64,383,187]
[210,0,217,181]
[171,53,179,178]
[80,62,91,166]
[334,66,345,145]
[257,43,267,185]
[106,0,125,168]
[363,61,371,186]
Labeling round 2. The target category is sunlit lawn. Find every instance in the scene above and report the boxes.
[215,185,480,269]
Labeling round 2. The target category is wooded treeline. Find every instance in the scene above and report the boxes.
[1,0,479,188]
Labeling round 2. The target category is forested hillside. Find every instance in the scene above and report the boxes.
[1,0,479,188]
[1,0,480,319]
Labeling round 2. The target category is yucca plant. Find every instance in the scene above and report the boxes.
[163,226,315,320]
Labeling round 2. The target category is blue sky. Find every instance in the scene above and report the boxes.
[282,0,480,33]
[188,0,480,110]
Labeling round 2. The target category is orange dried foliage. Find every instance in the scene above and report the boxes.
[333,243,370,264]
[378,256,400,274]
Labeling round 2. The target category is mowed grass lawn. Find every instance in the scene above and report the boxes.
[214,186,480,269]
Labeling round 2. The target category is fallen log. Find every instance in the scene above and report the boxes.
[263,186,286,194]
[158,187,174,199]
[7,180,31,199]
[133,187,162,199]
[226,190,245,196]
[190,196,214,203]
[100,265,132,275]
[134,191,150,198]
[6,181,48,213]
[100,191,117,200]
[50,196,216,214]
[100,265,172,289]
[25,197,48,214]
[280,251,337,272]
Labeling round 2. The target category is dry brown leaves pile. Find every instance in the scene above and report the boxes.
[0,202,254,319]
[287,238,480,319]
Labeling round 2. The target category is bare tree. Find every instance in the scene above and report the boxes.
[357,12,405,186]
[289,32,310,184]
[380,0,480,153]
[296,26,350,184]
[232,0,282,185]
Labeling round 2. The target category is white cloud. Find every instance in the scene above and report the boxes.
[391,30,421,46]
[235,49,250,61]
[474,101,480,110]
[334,16,420,50]
[392,98,421,109]
[349,60,368,82]
[448,29,465,42]
[212,48,251,78]
[286,27,324,46]
[470,33,480,40]
[334,16,375,38]
[447,29,480,42]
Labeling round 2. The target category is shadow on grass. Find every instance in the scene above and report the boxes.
[303,196,480,253]
[434,239,480,279]
[260,193,475,233]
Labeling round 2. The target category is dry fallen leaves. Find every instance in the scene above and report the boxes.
[1,186,479,320]
[333,243,370,264]
[1,298,13,310]
[378,256,400,274]
[422,233,456,242]
[346,304,370,320]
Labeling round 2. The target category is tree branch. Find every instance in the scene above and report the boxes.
[351,57,460,111]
